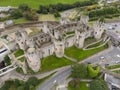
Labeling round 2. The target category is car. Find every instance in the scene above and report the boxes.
[100,56,105,60]
[116,54,120,58]
[53,80,57,84]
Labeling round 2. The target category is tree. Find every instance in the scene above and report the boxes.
[90,79,109,90]
[4,55,11,66]
[71,64,88,78]
[27,77,39,86]
[19,4,30,11]
[24,9,38,21]
[87,64,100,78]
[10,9,23,19]
[14,79,21,88]
[38,5,48,14]
[0,81,13,90]
[54,11,61,17]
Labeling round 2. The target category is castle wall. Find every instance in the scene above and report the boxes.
[40,43,54,58]
[65,36,75,48]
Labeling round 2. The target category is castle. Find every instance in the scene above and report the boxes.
[0,16,104,73]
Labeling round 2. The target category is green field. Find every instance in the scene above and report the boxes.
[41,55,74,72]
[39,14,57,21]
[14,18,30,24]
[14,49,24,57]
[65,44,108,61]
[0,0,88,9]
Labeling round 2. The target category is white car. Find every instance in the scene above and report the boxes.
[116,54,120,57]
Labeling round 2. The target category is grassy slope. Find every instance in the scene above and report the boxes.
[0,0,88,9]
[41,55,74,72]
[65,45,108,61]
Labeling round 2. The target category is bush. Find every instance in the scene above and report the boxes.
[10,9,23,19]
[19,4,30,11]
[87,64,100,78]
[54,11,61,17]
[27,77,39,86]
[0,81,13,90]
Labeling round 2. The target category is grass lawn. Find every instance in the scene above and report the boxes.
[84,37,96,47]
[68,82,89,90]
[113,70,120,74]
[65,44,108,61]
[106,64,120,70]
[14,49,24,57]
[0,0,88,9]
[18,56,25,62]
[14,18,30,24]
[86,39,104,49]
[40,55,74,72]
[39,14,57,21]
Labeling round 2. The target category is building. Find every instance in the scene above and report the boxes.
[0,16,105,73]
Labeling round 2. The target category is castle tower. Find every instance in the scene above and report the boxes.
[93,21,104,40]
[43,23,50,34]
[15,29,28,50]
[54,30,60,40]
[26,47,40,72]
[75,30,86,48]
[54,39,65,58]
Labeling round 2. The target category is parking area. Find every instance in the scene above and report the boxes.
[84,47,120,67]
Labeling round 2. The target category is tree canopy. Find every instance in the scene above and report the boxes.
[71,64,88,78]
[90,79,109,90]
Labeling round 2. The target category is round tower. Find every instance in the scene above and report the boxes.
[15,30,28,50]
[26,48,40,72]
[93,21,104,40]
[54,39,65,58]
[75,30,86,48]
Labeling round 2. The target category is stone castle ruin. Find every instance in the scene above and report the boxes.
[0,16,104,73]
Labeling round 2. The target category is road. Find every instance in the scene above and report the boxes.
[37,68,71,90]
[37,46,120,90]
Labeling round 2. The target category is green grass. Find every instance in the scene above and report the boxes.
[39,14,56,21]
[14,18,30,24]
[18,56,25,62]
[113,70,120,74]
[68,82,89,90]
[84,37,96,46]
[86,39,104,49]
[0,0,88,9]
[14,49,24,57]
[106,64,120,69]
[65,44,108,61]
[40,55,74,72]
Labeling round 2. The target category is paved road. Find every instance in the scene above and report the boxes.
[37,46,120,90]
[37,68,71,90]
